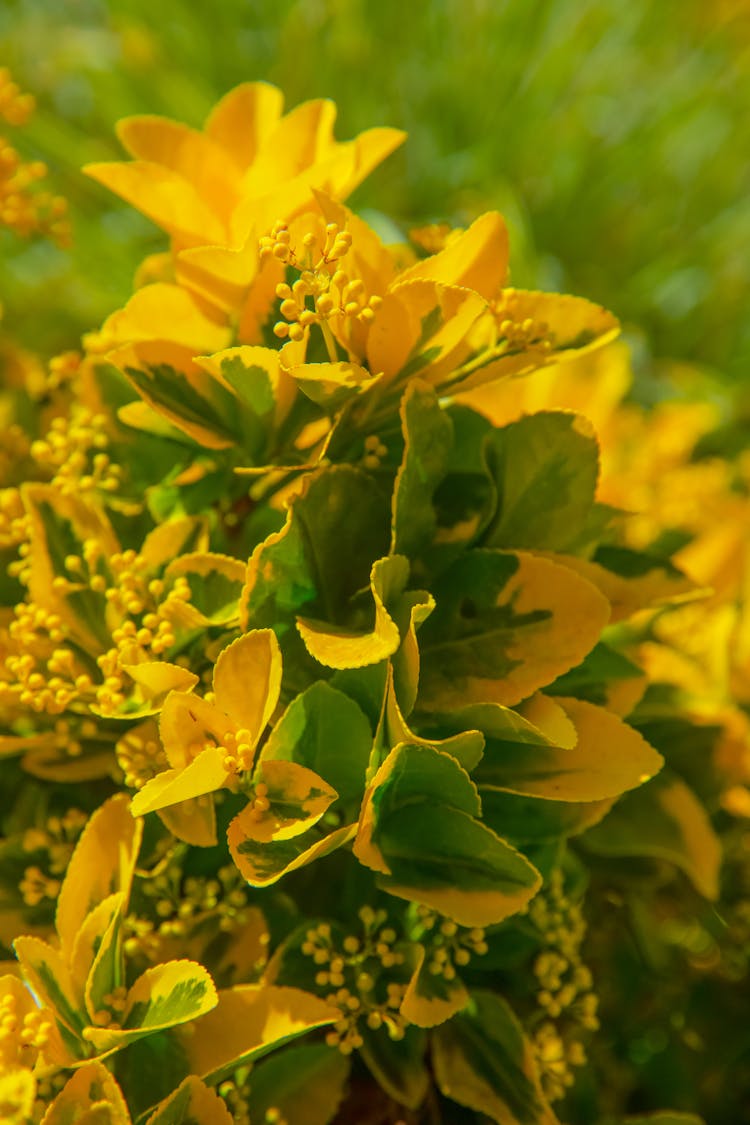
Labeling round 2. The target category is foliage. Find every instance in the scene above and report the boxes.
[1,66,749,1125]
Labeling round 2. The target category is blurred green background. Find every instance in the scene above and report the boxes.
[1,0,749,383]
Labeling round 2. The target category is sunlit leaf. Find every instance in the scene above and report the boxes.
[39,1061,131,1125]
[177,983,336,1084]
[260,680,372,805]
[398,211,509,298]
[56,795,142,955]
[84,960,217,1055]
[144,1075,233,1125]
[418,550,610,708]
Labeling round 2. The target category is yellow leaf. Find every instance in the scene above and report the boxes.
[130,748,229,817]
[396,211,509,299]
[144,1075,233,1125]
[119,662,199,715]
[12,936,81,1037]
[39,1061,131,1125]
[158,797,217,848]
[178,983,336,1083]
[91,283,230,354]
[56,795,142,956]
[85,159,226,246]
[213,629,282,739]
[204,82,284,169]
[285,359,381,409]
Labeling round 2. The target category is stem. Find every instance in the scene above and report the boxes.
[320,320,339,365]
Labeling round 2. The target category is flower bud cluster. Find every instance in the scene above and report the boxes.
[300,908,409,1054]
[528,869,599,1101]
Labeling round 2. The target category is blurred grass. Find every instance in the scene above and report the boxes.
[1,0,748,383]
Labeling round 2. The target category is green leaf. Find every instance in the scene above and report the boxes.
[482,411,599,552]
[582,768,721,899]
[354,744,541,926]
[228,819,355,888]
[432,989,558,1125]
[418,549,610,708]
[246,1043,350,1125]
[391,379,453,560]
[479,788,613,844]
[359,1024,430,1110]
[243,465,390,644]
[144,1076,233,1125]
[547,641,646,713]
[261,681,372,806]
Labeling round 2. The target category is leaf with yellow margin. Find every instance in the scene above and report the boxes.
[449,290,619,396]
[432,989,559,1125]
[12,936,83,1037]
[286,359,381,411]
[177,983,336,1084]
[297,555,405,670]
[583,768,722,900]
[418,550,610,709]
[543,546,703,624]
[260,680,372,806]
[229,815,355,888]
[354,744,541,926]
[144,1075,233,1125]
[69,892,123,1006]
[242,466,390,646]
[401,944,470,1028]
[39,1061,131,1125]
[236,759,338,844]
[473,697,663,803]
[84,960,217,1055]
[56,795,142,955]
[194,345,297,447]
[21,483,119,653]
[164,553,246,626]
[107,341,242,450]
